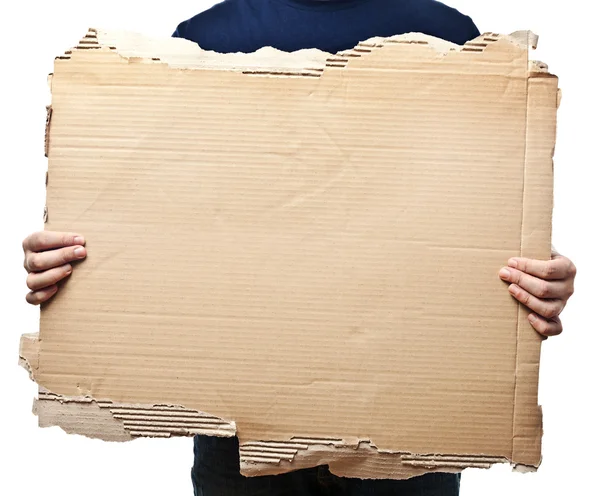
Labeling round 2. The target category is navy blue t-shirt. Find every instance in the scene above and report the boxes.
[173,0,480,54]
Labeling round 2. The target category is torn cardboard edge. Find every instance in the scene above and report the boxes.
[20,372,523,479]
[20,378,536,479]
[40,27,550,227]
[52,28,542,75]
[26,27,556,479]
[27,390,539,479]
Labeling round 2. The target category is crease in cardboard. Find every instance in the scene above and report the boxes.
[507,45,557,468]
[510,42,533,466]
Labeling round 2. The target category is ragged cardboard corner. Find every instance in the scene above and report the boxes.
[20,28,558,480]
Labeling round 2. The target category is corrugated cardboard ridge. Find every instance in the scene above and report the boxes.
[27,28,557,479]
[20,334,236,440]
[238,439,507,479]
[34,388,236,440]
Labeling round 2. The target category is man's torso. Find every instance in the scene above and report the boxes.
[173,0,480,54]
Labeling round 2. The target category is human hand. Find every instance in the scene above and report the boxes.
[23,232,87,305]
[499,249,576,337]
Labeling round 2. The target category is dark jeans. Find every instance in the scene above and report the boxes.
[192,436,461,496]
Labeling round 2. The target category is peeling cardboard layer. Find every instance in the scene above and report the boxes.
[33,387,236,441]
[25,28,557,479]
[238,438,508,479]
[19,332,40,380]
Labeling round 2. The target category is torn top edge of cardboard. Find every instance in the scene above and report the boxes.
[24,28,558,480]
[50,28,547,76]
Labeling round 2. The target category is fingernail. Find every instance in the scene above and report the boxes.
[508,258,518,268]
[508,284,518,295]
[74,236,85,245]
[528,314,537,323]
[65,265,73,274]
[74,247,86,258]
[499,268,511,280]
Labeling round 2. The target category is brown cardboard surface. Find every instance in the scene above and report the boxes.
[21,28,557,479]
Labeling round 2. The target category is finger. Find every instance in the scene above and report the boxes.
[528,313,563,337]
[25,245,87,273]
[508,284,565,319]
[23,232,85,253]
[507,256,575,281]
[499,267,571,299]
[25,285,58,305]
[26,264,72,291]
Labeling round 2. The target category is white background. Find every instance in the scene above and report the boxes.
[0,1,598,494]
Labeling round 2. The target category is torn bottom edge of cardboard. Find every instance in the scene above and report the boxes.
[20,333,538,480]
[30,393,541,480]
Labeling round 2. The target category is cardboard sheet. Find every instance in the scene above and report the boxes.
[20,29,558,479]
